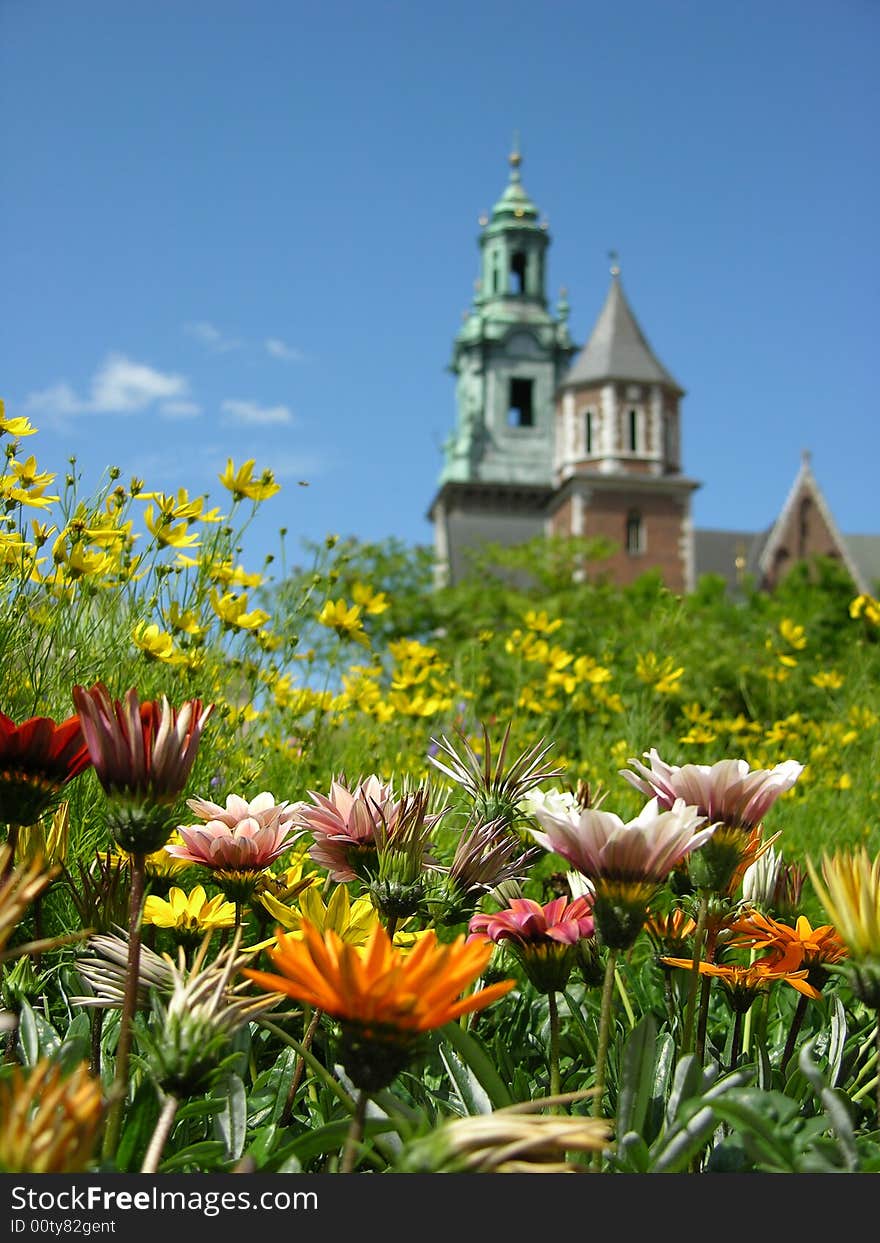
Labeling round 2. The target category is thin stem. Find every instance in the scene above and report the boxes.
[695,921,719,1066]
[141,1092,179,1174]
[614,964,636,1029]
[280,1007,322,1127]
[547,990,561,1102]
[102,851,146,1161]
[1,825,19,883]
[682,890,709,1055]
[591,947,618,1171]
[729,1009,744,1071]
[341,1088,368,1174]
[780,993,809,1075]
[89,1007,105,1078]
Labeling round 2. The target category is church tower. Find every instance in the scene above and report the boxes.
[428,143,577,583]
[548,261,701,592]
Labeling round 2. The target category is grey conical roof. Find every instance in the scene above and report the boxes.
[563,275,683,392]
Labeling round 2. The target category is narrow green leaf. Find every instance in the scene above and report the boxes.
[437,1022,513,1108]
[439,1043,492,1116]
[617,1130,651,1173]
[651,1104,717,1173]
[664,1053,703,1124]
[827,996,847,1086]
[159,1140,227,1172]
[17,1001,39,1066]
[213,1074,248,1162]
[616,1013,657,1138]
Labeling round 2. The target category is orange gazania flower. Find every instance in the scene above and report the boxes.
[245,919,515,1035]
[729,910,847,985]
[661,955,821,1012]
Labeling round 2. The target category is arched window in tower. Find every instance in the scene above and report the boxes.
[510,251,527,294]
[626,509,644,556]
[628,408,639,453]
[583,409,593,455]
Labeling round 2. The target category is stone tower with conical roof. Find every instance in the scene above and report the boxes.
[547,262,701,592]
[427,144,577,584]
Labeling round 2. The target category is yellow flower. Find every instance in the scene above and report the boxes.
[807,848,880,960]
[144,506,201,550]
[811,670,845,690]
[523,609,562,634]
[142,884,237,938]
[317,598,370,647]
[132,621,182,663]
[166,601,207,637]
[210,589,271,631]
[636,651,684,694]
[0,400,36,438]
[352,582,390,614]
[16,802,70,867]
[850,594,880,626]
[0,456,59,508]
[219,458,281,502]
[779,618,807,650]
[261,883,378,945]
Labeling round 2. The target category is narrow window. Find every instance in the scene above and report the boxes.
[798,497,812,558]
[492,259,500,294]
[626,510,644,555]
[508,378,534,427]
[583,409,593,454]
[628,408,639,452]
[510,251,527,294]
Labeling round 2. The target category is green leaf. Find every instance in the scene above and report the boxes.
[651,1104,718,1173]
[616,1130,651,1173]
[213,1074,248,1162]
[57,1012,91,1073]
[159,1140,228,1172]
[827,995,847,1086]
[616,1013,657,1138]
[273,1117,395,1166]
[664,1053,703,1124]
[647,1031,676,1142]
[16,1001,39,1067]
[436,1022,513,1109]
[439,1042,492,1116]
[115,1083,160,1173]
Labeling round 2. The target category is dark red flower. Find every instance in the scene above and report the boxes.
[0,711,92,827]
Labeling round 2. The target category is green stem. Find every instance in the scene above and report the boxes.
[280,1007,322,1127]
[729,1009,744,1071]
[341,1088,368,1174]
[548,990,561,1102]
[614,964,636,1029]
[141,1092,179,1173]
[592,947,618,1171]
[695,920,719,1066]
[780,992,809,1075]
[682,890,709,1055]
[102,850,146,1162]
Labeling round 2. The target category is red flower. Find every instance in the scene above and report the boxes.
[0,711,91,827]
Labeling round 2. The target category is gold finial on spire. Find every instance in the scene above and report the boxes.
[608,249,621,277]
[509,131,522,180]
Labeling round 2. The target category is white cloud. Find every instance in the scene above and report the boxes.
[25,354,190,418]
[160,399,202,419]
[265,337,304,363]
[221,399,293,426]
[184,321,242,353]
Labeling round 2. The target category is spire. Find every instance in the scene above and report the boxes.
[563,267,682,391]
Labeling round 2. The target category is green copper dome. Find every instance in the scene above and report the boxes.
[484,145,541,232]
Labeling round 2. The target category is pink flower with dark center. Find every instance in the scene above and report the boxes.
[296,775,399,882]
[619,749,803,831]
[469,896,595,948]
[167,791,300,872]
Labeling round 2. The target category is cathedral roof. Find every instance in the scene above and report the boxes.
[562,272,683,392]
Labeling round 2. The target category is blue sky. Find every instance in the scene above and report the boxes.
[2,0,878,576]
